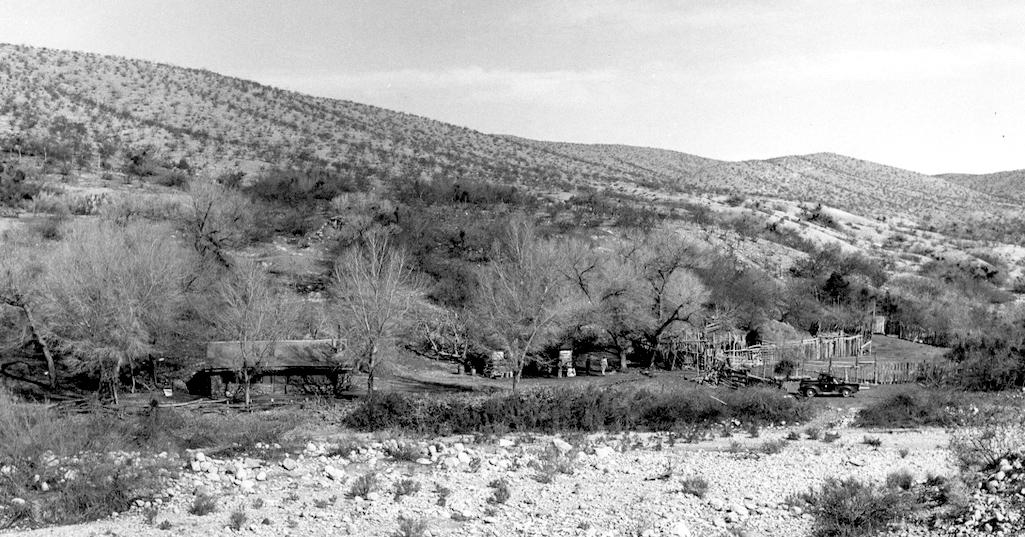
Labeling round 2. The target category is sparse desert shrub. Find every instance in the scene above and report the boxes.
[862,436,882,448]
[948,422,1025,472]
[157,520,173,530]
[347,472,378,499]
[393,479,421,501]
[804,427,821,440]
[785,431,801,441]
[822,431,841,443]
[802,478,902,537]
[189,493,218,516]
[885,469,914,491]
[760,439,786,454]
[898,448,909,459]
[393,515,429,537]
[228,508,247,530]
[488,478,511,505]
[678,476,709,498]
[856,390,977,428]
[386,441,422,462]
[435,483,452,506]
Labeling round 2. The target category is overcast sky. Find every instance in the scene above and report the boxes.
[2,0,1023,174]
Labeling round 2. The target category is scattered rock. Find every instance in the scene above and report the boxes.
[281,458,298,471]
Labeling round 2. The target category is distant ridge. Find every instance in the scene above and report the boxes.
[0,42,1020,226]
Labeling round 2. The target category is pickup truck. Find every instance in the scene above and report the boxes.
[799,373,859,398]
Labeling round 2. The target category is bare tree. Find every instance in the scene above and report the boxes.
[181,180,257,269]
[473,217,578,392]
[35,221,191,402]
[214,259,297,406]
[332,231,425,398]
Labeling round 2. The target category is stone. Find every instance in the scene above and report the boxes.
[499,438,515,448]
[281,459,298,471]
[593,446,616,460]
[709,499,725,511]
[239,479,255,492]
[552,438,573,455]
[195,452,206,463]
[416,458,432,466]
[255,471,267,482]
[324,466,345,481]
[190,461,202,472]
[366,492,381,502]
[10,498,25,506]
[670,521,692,537]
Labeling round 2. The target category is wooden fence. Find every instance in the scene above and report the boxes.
[660,333,944,384]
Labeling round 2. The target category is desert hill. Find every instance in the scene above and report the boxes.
[1,42,1022,235]
[937,169,1025,203]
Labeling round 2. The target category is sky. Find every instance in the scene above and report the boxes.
[1,0,1024,174]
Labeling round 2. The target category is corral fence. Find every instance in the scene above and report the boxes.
[659,332,944,384]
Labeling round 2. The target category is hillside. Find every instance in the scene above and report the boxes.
[937,169,1025,203]
[1,42,1022,234]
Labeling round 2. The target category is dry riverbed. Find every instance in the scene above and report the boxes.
[6,407,979,537]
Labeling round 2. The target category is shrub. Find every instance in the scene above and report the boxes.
[760,439,787,455]
[803,478,902,537]
[228,509,247,530]
[885,470,914,491]
[386,441,422,462]
[856,390,977,428]
[949,423,1025,472]
[347,472,378,499]
[189,493,218,516]
[343,385,811,435]
[804,427,821,440]
[822,431,841,443]
[678,476,709,498]
[435,483,452,506]
[393,479,421,501]
[488,478,511,505]
[862,436,882,448]
[785,431,801,441]
[393,515,429,537]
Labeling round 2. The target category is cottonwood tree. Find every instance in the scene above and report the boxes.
[569,229,710,370]
[214,259,297,406]
[332,231,425,398]
[36,221,191,402]
[473,217,578,392]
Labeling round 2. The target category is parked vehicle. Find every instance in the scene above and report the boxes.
[799,373,859,398]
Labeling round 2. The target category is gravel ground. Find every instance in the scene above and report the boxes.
[5,408,964,537]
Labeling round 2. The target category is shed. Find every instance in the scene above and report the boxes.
[189,339,353,397]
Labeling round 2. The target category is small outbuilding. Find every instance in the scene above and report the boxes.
[188,339,353,398]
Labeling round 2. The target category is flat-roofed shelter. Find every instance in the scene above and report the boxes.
[189,339,353,398]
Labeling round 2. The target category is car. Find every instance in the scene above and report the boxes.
[799,373,859,398]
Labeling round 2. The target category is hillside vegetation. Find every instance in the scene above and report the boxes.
[1,42,1024,406]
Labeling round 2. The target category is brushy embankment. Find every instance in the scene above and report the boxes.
[855,389,992,428]
[0,389,297,529]
[344,385,811,435]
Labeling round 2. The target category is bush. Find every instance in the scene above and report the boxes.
[347,472,378,499]
[188,493,218,516]
[803,478,902,537]
[393,479,420,501]
[885,470,914,491]
[393,515,429,537]
[856,390,979,428]
[678,476,709,498]
[343,385,812,435]
[228,508,247,530]
[488,478,511,505]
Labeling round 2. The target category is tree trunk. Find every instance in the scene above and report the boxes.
[20,303,56,389]
[243,368,251,406]
[512,368,520,393]
[619,349,628,372]
[366,343,378,399]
